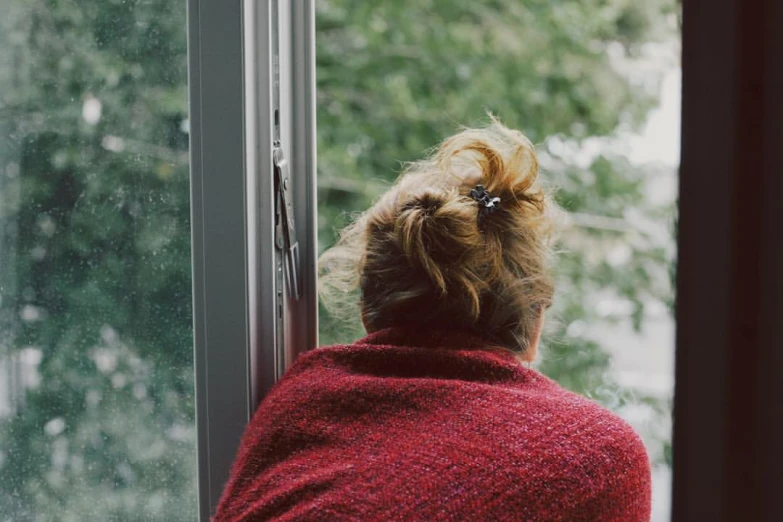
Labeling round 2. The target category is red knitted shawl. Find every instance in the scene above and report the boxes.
[215,328,652,521]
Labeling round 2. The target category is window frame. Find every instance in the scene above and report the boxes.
[673,0,783,519]
[187,0,783,519]
[187,0,317,518]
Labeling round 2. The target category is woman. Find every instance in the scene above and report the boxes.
[215,120,652,521]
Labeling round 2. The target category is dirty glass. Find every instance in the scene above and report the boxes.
[0,0,196,519]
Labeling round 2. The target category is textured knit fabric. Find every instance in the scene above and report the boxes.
[214,327,652,522]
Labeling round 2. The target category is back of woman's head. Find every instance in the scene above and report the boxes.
[319,118,556,355]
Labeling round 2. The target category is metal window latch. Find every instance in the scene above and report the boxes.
[273,143,301,300]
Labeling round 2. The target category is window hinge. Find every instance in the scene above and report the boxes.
[273,142,300,301]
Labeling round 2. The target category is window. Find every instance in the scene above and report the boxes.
[0,0,196,519]
[187,0,317,517]
[3,0,781,520]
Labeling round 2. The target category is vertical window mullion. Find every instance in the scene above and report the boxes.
[188,1,316,520]
[188,0,261,518]
[246,0,278,415]
[285,0,319,368]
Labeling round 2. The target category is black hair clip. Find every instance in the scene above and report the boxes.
[469,184,501,226]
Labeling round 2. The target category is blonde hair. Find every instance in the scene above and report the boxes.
[319,118,557,355]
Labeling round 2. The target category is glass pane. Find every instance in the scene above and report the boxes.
[316,1,679,520]
[0,0,195,519]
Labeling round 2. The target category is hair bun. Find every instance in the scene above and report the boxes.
[319,117,555,354]
[436,117,546,221]
[401,191,444,217]
[394,188,485,312]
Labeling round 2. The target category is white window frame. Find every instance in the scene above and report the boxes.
[186,1,317,518]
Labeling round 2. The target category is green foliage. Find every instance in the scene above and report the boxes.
[316,0,676,372]
[0,0,194,519]
[316,0,677,464]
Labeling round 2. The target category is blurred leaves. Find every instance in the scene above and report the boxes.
[316,0,678,467]
[0,0,194,520]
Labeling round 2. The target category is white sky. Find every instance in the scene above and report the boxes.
[628,67,681,168]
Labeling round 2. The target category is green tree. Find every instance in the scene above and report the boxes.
[0,0,195,519]
[315,0,677,460]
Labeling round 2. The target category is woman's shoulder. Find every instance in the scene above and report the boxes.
[497,376,652,521]
[281,337,647,453]
[292,340,647,448]
[499,370,649,463]
[250,340,651,521]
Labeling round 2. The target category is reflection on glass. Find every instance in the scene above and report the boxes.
[316,1,679,520]
[0,0,195,519]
